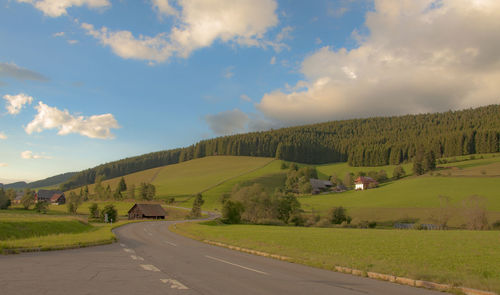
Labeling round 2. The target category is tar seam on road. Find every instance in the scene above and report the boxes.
[164,240,177,246]
[205,255,269,275]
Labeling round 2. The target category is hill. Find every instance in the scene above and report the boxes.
[1,172,77,191]
[61,105,500,190]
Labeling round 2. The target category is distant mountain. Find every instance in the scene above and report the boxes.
[2,172,77,190]
[61,105,500,191]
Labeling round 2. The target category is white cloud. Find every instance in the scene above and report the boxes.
[82,0,280,63]
[0,163,8,167]
[3,93,33,115]
[205,109,249,135]
[0,62,48,81]
[25,101,120,139]
[270,56,276,65]
[53,31,65,37]
[223,66,234,79]
[240,94,252,102]
[21,150,51,160]
[16,0,110,17]
[0,132,6,140]
[257,0,500,125]
[315,37,322,45]
[151,0,178,17]
[67,39,79,45]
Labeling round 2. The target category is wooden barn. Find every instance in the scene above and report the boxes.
[128,204,167,220]
[50,193,66,205]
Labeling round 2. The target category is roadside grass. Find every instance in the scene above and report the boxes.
[0,221,136,253]
[0,215,92,240]
[152,156,274,198]
[174,222,500,293]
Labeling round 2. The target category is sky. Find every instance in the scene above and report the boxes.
[1,0,500,183]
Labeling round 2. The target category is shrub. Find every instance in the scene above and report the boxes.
[189,193,204,218]
[100,204,118,223]
[492,220,500,230]
[88,203,100,221]
[463,195,489,230]
[0,189,11,209]
[34,201,49,214]
[328,206,351,224]
[304,214,321,227]
[221,200,244,224]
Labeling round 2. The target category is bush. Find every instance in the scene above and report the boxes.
[304,214,320,227]
[492,220,500,230]
[189,193,204,218]
[0,189,11,209]
[221,200,244,224]
[88,203,100,221]
[328,206,351,224]
[34,201,49,213]
[100,204,118,223]
[463,195,489,230]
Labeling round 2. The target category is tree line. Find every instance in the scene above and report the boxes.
[61,105,500,191]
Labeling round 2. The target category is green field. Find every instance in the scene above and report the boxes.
[316,161,414,179]
[0,215,92,240]
[190,160,284,210]
[152,156,274,198]
[175,222,500,293]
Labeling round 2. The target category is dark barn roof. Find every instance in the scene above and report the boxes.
[310,179,333,191]
[128,204,167,217]
[37,189,63,201]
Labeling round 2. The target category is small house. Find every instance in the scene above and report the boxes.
[36,189,64,203]
[354,176,378,190]
[310,179,333,195]
[13,192,24,204]
[50,193,66,205]
[128,204,167,220]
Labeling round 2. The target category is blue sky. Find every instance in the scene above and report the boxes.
[1,0,499,182]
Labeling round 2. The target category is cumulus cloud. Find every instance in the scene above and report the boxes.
[0,132,7,140]
[257,0,500,125]
[82,0,280,63]
[53,32,65,37]
[3,93,33,115]
[205,109,249,135]
[67,39,79,45]
[240,94,252,102]
[21,150,51,160]
[16,0,110,17]
[152,0,178,17]
[25,102,120,139]
[0,163,8,167]
[223,66,234,79]
[0,62,48,81]
[270,56,276,65]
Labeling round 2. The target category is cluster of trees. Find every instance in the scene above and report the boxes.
[60,105,500,190]
[88,203,118,223]
[0,188,12,209]
[88,177,155,201]
[221,184,302,225]
[284,166,318,194]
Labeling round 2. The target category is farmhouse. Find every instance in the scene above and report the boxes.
[354,176,378,190]
[36,190,65,203]
[128,204,167,220]
[310,178,333,195]
[50,193,66,205]
[13,192,23,204]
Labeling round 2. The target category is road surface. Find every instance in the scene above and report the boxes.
[0,221,444,295]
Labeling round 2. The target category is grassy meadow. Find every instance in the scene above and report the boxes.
[316,161,414,179]
[175,222,500,293]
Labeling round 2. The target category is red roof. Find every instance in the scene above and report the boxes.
[355,176,378,185]
[50,193,64,201]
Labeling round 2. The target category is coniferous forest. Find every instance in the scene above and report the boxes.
[61,105,500,190]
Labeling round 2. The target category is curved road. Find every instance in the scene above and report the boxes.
[0,221,443,295]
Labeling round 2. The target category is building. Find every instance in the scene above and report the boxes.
[50,193,66,205]
[36,189,65,203]
[310,178,333,195]
[13,192,24,204]
[354,176,378,190]
[128,204,167,220]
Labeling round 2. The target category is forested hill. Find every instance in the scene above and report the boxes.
[1,172,77,190]
[61,105,500,191]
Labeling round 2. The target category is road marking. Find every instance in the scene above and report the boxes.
[140,264,160,272]
[161,279,189,290]
[123,248,135,253]
[131,255,144,261]
[120,243,126,247]
[164,241,177,246]
[205,255,269,275]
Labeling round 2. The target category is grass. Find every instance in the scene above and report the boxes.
[175,222,500,293]
[0,216,92,240]
[152,156,274,198]
[169,157,282,210]
[298,176,500,225]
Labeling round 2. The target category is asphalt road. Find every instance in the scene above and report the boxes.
[0,221,444,295]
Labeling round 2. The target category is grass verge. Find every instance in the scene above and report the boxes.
[173,222,500,293]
